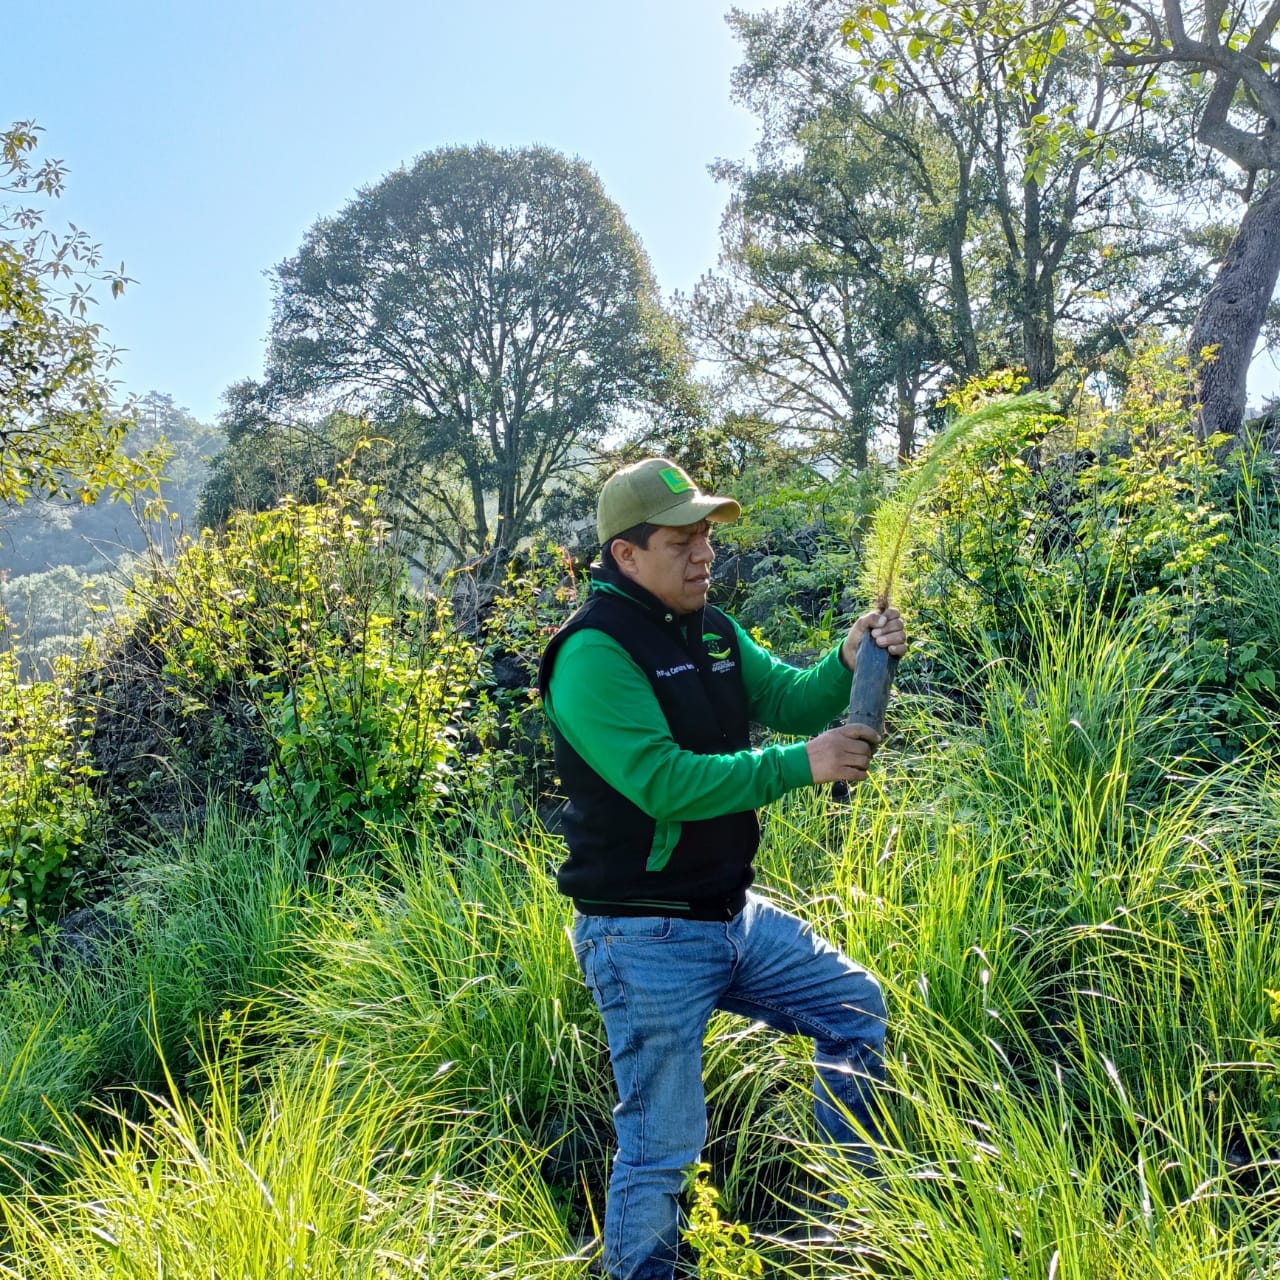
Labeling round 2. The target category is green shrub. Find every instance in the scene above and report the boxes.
[463,538,582,805]
[142,470,475,862]
[681,1163,764,1278]
[898,356,1275,757]
[0,650,101,938]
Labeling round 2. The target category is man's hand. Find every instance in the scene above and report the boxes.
[840,605,907,670]
[805,723,882,785]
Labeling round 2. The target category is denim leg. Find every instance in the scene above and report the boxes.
[573,914,731,1280]
[719,893,887,1161]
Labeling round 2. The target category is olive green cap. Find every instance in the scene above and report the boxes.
[597,458,741,545]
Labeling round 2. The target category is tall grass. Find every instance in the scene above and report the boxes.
[1,1040,582,1279]
[0,805,307,1194]
[3,593,1279,1276]
[265,813,613,1167]
[741,591,1280,1278]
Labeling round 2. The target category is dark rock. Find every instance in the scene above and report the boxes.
[36,903,130,973]
[714,551,768,594]
[490,651,532,690]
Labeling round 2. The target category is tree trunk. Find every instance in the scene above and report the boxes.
[946,180,981,376]
[1021,180,1057,389]
[895,354,918,461]
[1023,306,1057,390]
[1188,179,1280,441]
[849,421,869,470]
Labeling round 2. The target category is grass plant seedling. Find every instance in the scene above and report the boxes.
[848,393,1055,733]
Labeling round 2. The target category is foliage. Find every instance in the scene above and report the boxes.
[0,807,306,1192]
[458,538,582,806]
[0,391,221,680]
[139,467,475,861]
[861,387,1055,607]
[707,0,1219,465]
[0,563,126,681]
[656,408,809,494]
[196,381,357,531]
[838,0,1280,439]
[837,0,1222,386]
[709,462,889,652]
[5,328,1280,1276]
[261,143,701,563]
[3,713,1279,1276]
[684,109,954,467]
[1,122,162,509]
[681,1163,764,1278]
[0,649,101,937]
[886,355,1276,751]
[2,1042,584,1279]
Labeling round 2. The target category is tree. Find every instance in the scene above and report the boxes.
[685,100,956,465]
[262,144,699,563]
[838,0,1280,439]
[0,122,158,507]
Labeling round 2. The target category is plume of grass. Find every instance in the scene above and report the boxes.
[862,393,1055,610]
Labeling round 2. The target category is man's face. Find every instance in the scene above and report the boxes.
[614,520,715,614]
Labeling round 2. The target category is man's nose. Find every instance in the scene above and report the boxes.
[691,534,714,564]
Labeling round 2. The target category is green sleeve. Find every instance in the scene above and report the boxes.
[543,629,814,823]
[732,618,852,736]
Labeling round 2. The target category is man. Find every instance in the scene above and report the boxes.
[537,457,906,1280]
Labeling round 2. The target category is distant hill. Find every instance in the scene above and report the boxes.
[0,393,224,677]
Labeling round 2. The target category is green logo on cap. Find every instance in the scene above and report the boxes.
[659,467,693,495]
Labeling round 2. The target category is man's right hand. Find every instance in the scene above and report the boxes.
[805,723,882,785]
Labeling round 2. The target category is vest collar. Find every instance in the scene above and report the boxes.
[589,562,706,629]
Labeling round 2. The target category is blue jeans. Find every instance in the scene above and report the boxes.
[572,891,886,1280]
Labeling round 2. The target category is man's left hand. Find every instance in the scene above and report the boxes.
[841,606,907,670]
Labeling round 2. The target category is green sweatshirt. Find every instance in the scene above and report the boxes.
[543,612,852,825]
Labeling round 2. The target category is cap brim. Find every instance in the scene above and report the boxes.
[646,494,741,527]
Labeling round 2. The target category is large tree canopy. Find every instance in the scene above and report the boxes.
[703,0,1221,467]
[834,0,1280,439]
[1,122,157,508]
[263,144,698,562]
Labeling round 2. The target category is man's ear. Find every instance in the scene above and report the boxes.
[611,538,640,582]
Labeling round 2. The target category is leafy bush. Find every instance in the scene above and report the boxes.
[461,538,582,805]
[0,649,101,937]
[895,357,1277,756]
[140,470,475,862]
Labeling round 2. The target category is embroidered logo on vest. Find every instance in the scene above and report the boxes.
[703,632,732,660]
[703,631,736,675]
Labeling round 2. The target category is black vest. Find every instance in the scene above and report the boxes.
[537,572,759,916]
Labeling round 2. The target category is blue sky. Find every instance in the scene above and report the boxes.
[8,1,765,424]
